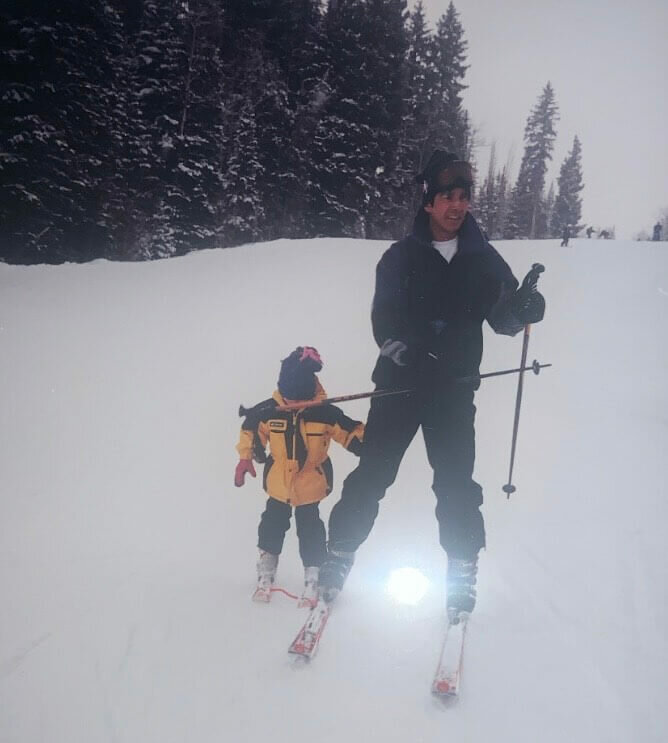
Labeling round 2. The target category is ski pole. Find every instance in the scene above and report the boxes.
[238,387,414,417]
[502,263,545,497]
[457,360,550,384]
[238,359,552,418]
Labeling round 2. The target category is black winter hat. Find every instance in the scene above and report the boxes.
[417,150,473,201]
[277,346,323,401]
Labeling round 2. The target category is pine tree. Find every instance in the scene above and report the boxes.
[1,1,129,263]
[219,0,326,241]
[472,143,517,241]
[506,82,559,238]
[307,0,384,237]
[217,41,278,246]
[474,142,497,237]
[361,0,410,239]
[396,1,437,231]
[494,163,511,239]
[128,0,229,258]
[534,181,554,238]
[542,182,556,238]
[660,208,668,241]
[551,135,584,238]
[392,1,472,237]
[429,2,469,156]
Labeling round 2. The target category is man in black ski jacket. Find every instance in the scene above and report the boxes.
[318,151,546,621]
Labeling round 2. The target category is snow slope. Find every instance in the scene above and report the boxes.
[1,237,667,742]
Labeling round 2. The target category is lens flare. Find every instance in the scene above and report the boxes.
[386,567,430,605]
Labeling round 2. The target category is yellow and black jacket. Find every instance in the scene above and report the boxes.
[236,380,364,506]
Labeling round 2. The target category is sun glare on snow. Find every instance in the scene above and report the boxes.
[386,567,430,605]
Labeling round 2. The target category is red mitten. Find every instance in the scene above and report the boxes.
[234,459,256,487]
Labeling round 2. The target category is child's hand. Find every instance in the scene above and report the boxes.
[234,459,256,487]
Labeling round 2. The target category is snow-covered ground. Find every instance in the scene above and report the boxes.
[1,237,667,742]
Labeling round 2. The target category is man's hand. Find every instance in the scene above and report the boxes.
[379,339,409,366]
[512,264,546,324]
[515,291,545,324]
[234,459,256,487]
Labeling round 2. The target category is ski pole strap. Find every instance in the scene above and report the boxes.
[269,587,300,600]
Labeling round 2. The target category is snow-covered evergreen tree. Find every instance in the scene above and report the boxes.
[542,182,556,238]
[220,0,326,241]
[130,0,228,258]
[429,2,470,157]
[1,1,128,263]
[474,144,514,240]
[494,164,511,239]
[506,82,559,239]
[474,142,497,237]
[361,0,410,239]
[306,0,381,236]
[0,0,494,262]
[394,1,438,231]
[551,135,584,238]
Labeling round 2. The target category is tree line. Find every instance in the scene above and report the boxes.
[1,0,584,264]
[476,82,584,241]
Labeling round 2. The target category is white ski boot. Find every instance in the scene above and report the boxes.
[252,550,278,603]
[297,566,320,608]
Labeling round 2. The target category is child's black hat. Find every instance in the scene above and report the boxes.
[278,346,323,401]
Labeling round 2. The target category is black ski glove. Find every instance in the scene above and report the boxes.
[513,291,545,324]
[347,436,363,456]
[512,265,546,324]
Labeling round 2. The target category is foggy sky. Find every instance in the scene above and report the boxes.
[414,0,667,238]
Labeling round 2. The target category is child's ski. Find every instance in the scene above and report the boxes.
[288,599,330,661]
[431,618,468,697]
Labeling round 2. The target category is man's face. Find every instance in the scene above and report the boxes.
[424,187,470,240]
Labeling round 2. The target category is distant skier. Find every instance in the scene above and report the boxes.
[586,226,595,239]
[560,225,571,247]
[317,150,546,623]
[235,346,364,607]
[653,222,663,241]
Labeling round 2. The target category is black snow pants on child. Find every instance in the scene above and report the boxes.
[258,497,327,568]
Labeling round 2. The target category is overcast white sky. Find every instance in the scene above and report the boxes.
[413,0,667,238]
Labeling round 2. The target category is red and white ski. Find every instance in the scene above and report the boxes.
[431,618,468,697]
[288,599,330,661]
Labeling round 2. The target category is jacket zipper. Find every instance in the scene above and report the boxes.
[291,412,298,460]
[288,412,298,503]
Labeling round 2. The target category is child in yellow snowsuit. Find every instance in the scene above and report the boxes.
[235,346,364,606]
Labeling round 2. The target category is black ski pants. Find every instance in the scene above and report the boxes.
[328,384,485,560]
[258,497,327,568]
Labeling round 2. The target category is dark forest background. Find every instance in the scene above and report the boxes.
[1,0,584,264]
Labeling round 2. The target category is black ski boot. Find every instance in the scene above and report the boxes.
[317,550,355,603]
[446,556,478,624]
